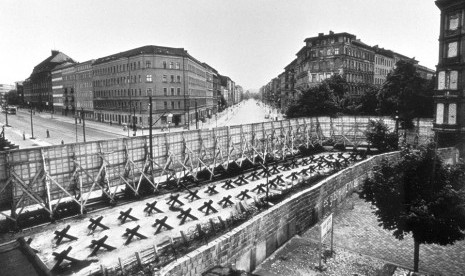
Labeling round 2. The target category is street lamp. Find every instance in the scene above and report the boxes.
[29,102,35,139]
[3,103,9,127]
[167,113,173,133]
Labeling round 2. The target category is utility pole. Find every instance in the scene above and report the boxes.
[30,106,35,139]
[195,100,199,130]
[82,108,86,142]
[132,106,136,136]
[75,112,78,143]
[149,96,153,165]
[4,104,9,127]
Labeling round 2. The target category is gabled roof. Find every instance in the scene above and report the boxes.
[32,50,75,74]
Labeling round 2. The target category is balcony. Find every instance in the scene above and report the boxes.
[434,90,462,98]
[433,123,463,132]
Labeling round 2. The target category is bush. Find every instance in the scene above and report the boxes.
[365,119,398,152]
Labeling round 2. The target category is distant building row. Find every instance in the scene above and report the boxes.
[261,31,435,112]
[19,46,243,128]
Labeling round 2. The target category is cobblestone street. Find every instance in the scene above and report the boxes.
[304,194,465,276]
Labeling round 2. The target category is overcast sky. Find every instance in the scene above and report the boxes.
[1,0,440,91]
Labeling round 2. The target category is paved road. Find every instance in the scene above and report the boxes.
[1,100,282,149]
[1,109,127,148]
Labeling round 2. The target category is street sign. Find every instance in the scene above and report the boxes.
[320,213,333,240]
[319,213,334,270]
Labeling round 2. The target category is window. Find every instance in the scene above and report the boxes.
[164,101,167,109]
[163,87,167,96]
[146,75,152,82]
[447,42,458,58]
[438,70,458,90]
[162,75,167,82]
[449,14,459,31]
[147,88,152,95]
[171,101,174,109]
[177,88,181,95]
[178,101,181,109]
[334,48,339,55]
[170,62,174,69]
[177,75,181,83]
[436,103,457,125]
[176,62,180,69]
[449,103,457,124]
[171,75,174,83]
[146,61,151,68]
[171,88,175,95]
[163,61,167,69]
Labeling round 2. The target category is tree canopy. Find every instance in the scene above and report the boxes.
[377,60,434,128]
[360,144,465,271]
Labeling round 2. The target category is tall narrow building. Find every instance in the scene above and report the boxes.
[435,0,465,155]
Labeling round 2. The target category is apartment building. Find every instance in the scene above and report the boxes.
[24,50,75,111]
[263,31,435,112]
[75,60,94,119]
[434,0,465,155]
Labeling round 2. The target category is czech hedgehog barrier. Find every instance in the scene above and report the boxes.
[0,116,433,227]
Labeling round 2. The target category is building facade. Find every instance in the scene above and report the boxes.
[264,31,435,113]
[22,46,242,129]
[75,60,94,119]
[24,50,75,110]
[435,0,465,155]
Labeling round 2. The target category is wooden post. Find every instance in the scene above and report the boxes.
[135,251,142,268]
[79,176,84,215]
[118,257,126,275]
[319,223,322,270]
[330,215,334,255]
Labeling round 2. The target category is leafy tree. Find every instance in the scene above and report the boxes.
[360,144,465,272]
[357,85,379,115]
[365,119,398,152]
[4,89,20,106]
[377,60,433,129]
[286,75,347,118]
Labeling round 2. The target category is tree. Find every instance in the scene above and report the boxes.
[4,89,20,106]
[286,75,347,118]
[365,119,398,152]
[360,144,465,272]
[377,60,433,129]
[357,85,379,115]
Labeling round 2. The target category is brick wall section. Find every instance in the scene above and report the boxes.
[160,148,458,276]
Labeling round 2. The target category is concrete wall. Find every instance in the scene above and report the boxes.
[161,147,458,276]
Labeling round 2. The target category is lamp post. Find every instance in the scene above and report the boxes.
[4,103,9,127]
[29,103,35,139]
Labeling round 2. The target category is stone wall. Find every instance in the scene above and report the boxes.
[160,148,458,276]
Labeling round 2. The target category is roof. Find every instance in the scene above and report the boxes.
[93,45,203,65]
[436,0,465,9]
[32,50,75,74]
[304,31,356,42]
[352,39,374,51]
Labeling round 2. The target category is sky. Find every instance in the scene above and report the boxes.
[1,0,440,91]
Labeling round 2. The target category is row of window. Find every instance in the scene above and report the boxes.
[92,74,182,87]
[93,60,182,76]
[375,57,393,67]
[375,68,391,76]
[309,47,374,61]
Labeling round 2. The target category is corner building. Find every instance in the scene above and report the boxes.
[435,0,465,155]
[92,45,211,128]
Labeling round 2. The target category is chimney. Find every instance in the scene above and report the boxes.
[51,50,59,55]
[318,33,324,37]
[329,30,334,35]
